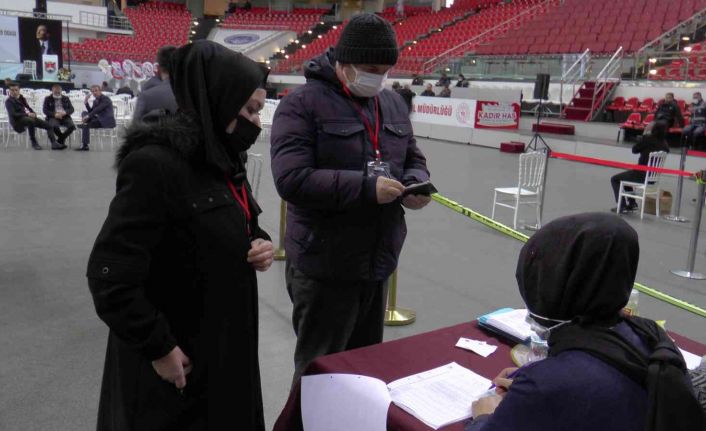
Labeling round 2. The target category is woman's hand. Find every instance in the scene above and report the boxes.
[472,394,503,417]
[248,238,274,272]
[152,346,192,389]
[493,367,518,395]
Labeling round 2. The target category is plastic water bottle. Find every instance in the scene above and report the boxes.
[623,289,640,317]
[529,334,549,362]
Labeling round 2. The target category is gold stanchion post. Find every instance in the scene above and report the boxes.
[274,199,287,261]
[384,269,416,326]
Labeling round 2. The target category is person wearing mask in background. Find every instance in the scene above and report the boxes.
[435,71,451,87]
[87,41,273,431]
[683,91,706,148]
[133,46,178,122]
[610,121,669,213]
[421,83,435,97]
[456,74,469,88]
[439,84,451,98]
[43,83,75,148]
[644,92,683,134]
[411,73,424,86]
[271,13,430,384]
[467,213,702,431]
[5,82,60,150]
[76,85,116,151]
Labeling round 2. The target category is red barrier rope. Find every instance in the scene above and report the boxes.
[549,151,694,177]
[687,149,706,158]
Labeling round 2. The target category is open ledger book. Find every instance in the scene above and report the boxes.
[301,363,492,431]
[478,308,535,344]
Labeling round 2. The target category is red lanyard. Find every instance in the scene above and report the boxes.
[226,178,251,231]
[341,84,381,161]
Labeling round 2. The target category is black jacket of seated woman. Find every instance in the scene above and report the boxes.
[86,40,274,431]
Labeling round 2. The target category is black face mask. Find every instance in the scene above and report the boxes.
[221,115,261,156]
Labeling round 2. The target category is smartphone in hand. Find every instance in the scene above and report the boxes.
[402,181,437,197]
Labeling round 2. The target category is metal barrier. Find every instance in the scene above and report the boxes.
[672,170,706,280]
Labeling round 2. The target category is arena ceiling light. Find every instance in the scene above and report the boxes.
[648,58,657,63]
[307,30,312,34]
[193,21,199,26]
[682,36,691,41]
[302,45,307,48]
[285,55,289,59]
[265,60,270,64]
[295,39,300,44]
[332,25,338,29]
[649,69,658,75]
[317,35,322,39]
[684,46,693,52]
[215,19,220,23]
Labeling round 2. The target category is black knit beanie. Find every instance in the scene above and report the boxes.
[335,13,399,65]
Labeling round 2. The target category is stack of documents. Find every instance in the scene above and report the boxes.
[477,308,535,343]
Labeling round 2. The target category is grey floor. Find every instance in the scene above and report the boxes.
[1,131,705,430]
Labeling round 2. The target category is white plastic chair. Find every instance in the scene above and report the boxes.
[617,151,668,219]
[492,151,547,229]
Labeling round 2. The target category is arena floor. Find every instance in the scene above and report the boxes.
[1,131,705,430]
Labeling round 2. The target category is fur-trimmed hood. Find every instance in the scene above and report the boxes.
[116,113,204,168]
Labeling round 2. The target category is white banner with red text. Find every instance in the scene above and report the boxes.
[410,97,520,130]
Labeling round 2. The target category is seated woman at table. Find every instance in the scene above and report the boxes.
[467,213,703,431]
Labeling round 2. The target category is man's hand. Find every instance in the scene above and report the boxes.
[84,95,90,103]
[376,177,405,204]
[402,194,431,210]
[82,116,89,124]
[492,367,518,395]
[247,238,274,272]
[472,394,503,418]
[152,346,192,389]
[28,112,36,118]
[55,113,62,119]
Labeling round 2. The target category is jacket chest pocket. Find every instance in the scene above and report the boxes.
[181,190,249,249]
[381,123,413,178]
[317,122,366,169]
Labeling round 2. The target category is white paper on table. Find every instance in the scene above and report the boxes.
[456,338,498,358]
[301,374,391,431]
[387,362,492,430]
[679,347,703,370]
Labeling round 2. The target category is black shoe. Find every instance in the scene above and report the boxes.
[625,203,638,212]
[31,141,41,150]
[610,206,633,214]
[74,145,89,151]
[51,142,67,150]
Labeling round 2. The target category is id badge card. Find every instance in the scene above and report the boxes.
[367,160,391,178]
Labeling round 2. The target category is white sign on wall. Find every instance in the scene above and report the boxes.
[0,16,20,63]
[211,29,276,52]
[410,96,477,128]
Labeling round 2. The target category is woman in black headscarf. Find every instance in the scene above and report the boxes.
[467,213,703,431]
[86,40,273,430]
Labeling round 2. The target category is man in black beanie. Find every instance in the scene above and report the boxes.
[271,13,431,384]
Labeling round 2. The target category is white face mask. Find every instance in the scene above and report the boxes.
[344,65,387,98]
[694,98,702,105]
[525,311,571,340]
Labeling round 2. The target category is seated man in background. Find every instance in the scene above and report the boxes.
[421,83,435,97]
[435,72,451,87]
[610,121,669,213]
[115,85,134,98]
[411,73,424,86]
[5,82,59,150]
[683,91,706,148]
[397,84,416,114]
[43,83,75,148]
[439,84,451,98]
[76,85,116,151]
[468,213,702,431]
[645,92,683,134]
[456,74,469,87]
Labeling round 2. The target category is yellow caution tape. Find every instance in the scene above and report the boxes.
[431,193,706,319]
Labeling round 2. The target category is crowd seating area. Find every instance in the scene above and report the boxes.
[397,0,550,73]
[271,23,345,73]
[221,8,325,35]
[64,2,191,64]
[648,42,706,81]
[477,0,706,56]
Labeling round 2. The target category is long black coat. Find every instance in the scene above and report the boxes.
[87,114,268,431]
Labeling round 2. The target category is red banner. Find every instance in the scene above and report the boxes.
[474,101,520,130]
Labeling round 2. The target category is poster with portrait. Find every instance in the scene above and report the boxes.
[18,17,63,80]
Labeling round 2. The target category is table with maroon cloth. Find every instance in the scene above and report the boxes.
[273,321,706,431]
